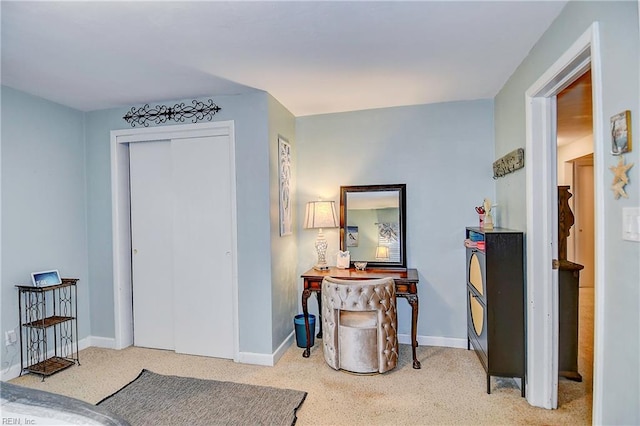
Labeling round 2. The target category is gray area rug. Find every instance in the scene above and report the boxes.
[97,369,307,426]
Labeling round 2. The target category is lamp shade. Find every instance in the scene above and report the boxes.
[304,201,338,229]
[375,246,390,260]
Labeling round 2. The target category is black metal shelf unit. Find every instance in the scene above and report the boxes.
[16,278,80,380]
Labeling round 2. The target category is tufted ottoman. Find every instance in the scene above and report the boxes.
[321,276,398,374]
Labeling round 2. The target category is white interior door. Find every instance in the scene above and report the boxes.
[172,135,234,358]
[129,134,234,358]
[130,140,174,350]
[574,161,595,288]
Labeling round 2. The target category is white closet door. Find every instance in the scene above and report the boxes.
[129,134,234,359]
[172,135,234,358]
[130,140,175,350]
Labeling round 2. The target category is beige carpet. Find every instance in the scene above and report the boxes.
[9,339,591,425]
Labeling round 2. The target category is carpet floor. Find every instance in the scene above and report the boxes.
[9,341,591,425]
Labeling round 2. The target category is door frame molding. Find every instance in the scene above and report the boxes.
[525,23,603,418]
[110,121,239,361]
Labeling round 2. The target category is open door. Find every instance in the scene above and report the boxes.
[525,24,604,416]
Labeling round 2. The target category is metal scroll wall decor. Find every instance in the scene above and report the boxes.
[493,148,525,179]
[123,99,221,127]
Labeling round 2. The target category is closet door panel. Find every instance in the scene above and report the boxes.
[172,135,234,358]
[130,140,174,351]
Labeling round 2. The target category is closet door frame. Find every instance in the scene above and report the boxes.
[110,121,238,361]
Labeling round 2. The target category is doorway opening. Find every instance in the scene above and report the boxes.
[525,23,604,421]
[556,69,595,415]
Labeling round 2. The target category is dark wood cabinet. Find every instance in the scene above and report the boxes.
[557,185,583,381]
[558,260,583,381]
[466,227,525,396]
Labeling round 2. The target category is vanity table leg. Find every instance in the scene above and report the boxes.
[302,288,312,358]
[407,294,421,369]
[315,290,323,339]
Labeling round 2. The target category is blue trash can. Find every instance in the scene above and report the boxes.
[294,314,315,348]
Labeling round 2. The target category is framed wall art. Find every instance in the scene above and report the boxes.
[610,110,632,155]
[278,136,293,236]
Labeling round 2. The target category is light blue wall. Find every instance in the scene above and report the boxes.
[494,2,639,423]
[84,105,124,340]
[1,87,295,361]
[1,86,89,368]
[267,94,298,352]
[0,88,495,362]
[84,92,276,354]
[296,100,495,340]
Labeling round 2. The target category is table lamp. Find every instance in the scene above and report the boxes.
[375,246,390,260]
[304,200,338,270]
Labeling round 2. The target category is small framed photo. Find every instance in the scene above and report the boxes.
[336,250,350,269]
[610,110,632,155]
[31,270,62,287]
[346,226,359,247]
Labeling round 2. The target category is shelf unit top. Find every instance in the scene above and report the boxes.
[15,278,79,292]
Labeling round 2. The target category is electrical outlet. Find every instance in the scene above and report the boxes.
[5,330,17,346]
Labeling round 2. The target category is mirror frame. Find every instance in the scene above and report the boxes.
[339,184,407,269]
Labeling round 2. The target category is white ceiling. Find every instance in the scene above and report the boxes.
[1,1,568,117]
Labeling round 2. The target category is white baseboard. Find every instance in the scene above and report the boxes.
[272,332,295,364]
[236,351,275,366]
[236,332,295,366]
[235,332,467,368]
[89,336,116,349]
[1,337,93,382]
[1,333,468,379]
[78,337,92,351]
[0,363,22,382]
[400,333,468,349]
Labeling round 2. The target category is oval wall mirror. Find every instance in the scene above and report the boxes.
[339,184,406,269]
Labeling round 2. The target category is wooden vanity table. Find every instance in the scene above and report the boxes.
[300,267,421,369]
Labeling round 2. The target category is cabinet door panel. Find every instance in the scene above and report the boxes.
[467,250,485,297]
[469,292,485,336]
[468,288,488,356]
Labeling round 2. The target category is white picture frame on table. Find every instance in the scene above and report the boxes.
[31,270,62,287]
[336,251,350,269]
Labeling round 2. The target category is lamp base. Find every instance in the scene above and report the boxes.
[313,265,330,271]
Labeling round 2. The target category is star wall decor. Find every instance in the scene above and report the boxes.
[611,181,628,199]
[609,156,634,199]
